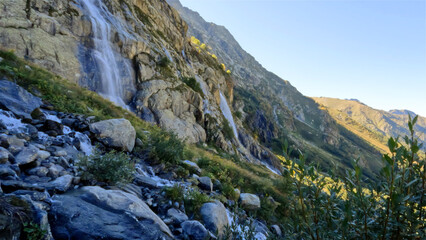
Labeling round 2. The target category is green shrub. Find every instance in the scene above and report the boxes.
[184,188,211,218]
[147,131,184,165]
[175,166,190,178]
[221,182,238,201]
[222,118,234,140]
[157,57,170,68]
[77,150,134,185]
[22,222,47,240]
[164,184,184,203]
[181,77,204,97]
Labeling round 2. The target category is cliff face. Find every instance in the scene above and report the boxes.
[0,0,279,168]
[167,0,386,178]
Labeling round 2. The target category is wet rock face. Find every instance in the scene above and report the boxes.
[0,80,42,119]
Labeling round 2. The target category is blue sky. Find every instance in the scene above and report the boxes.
[180,0,426,116]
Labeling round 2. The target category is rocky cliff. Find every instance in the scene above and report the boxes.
[0,0,281,170]
[167,0,384,178]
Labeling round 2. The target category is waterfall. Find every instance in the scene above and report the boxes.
[79,0,130,108]
[219,91,239,140]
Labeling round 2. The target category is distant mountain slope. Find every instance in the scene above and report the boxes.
[167,0,384,179]
[313,97,426,150]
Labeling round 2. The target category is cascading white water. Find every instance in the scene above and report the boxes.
[79,0,129,108]
[219,91,239,140]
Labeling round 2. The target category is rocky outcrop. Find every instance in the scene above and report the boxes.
[49,186,173,239]
[89,118,136,152]
[0,80,42,119]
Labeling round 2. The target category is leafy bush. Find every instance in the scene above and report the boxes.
[77,150,134,185]
[281,115,426,239]
[157,57,170,68]
[222,118,235,140]
[184,188,211,218]
[221,182,238,201]
[147,131,184,165]
[164,184,184,203]
[181,77,204,97]
[22,222,47,240]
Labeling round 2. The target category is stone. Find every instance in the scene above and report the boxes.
[27,166,49,177]
[0,80,42,119]
[213,179,222,191]
[48,164,65,178]
[41,120,64,135]
[0,165,18,180]
[167,208,188,225]
[0,146,12,163]
[181,220,209,240]
[11,190,50,201]
[89,118,136,151]
[270,225,282,237]
[42,174,73,193]
[14,145,39,167]
[182,160,202,174]
[37,150,51,160]
[54,150,67,157]
[200,201,229,236]
[1,135,25,154]
[134,175,160,189]
[49,186,173,239]
[0,180,45,193]
[239,193,261,210]
[198,176,213,192]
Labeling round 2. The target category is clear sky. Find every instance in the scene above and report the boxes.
[180,0,426,116]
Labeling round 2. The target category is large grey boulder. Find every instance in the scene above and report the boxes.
[0,80,42,119]
[14,145,39,166]
[239,193,261,210]
[89,118,136,151]
[49,186,172,239]
[200,200,229,236]
[181,220,209,240]
[198,176,213,192]
[167,208,188,225]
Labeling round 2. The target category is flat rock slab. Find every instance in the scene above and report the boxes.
[0,79,42,119]
[49,186,172,240]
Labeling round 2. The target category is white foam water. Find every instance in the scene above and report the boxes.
[79,0,130,108]
[135,164,175,188]
[219,91,238,140]
[0,110,27,132]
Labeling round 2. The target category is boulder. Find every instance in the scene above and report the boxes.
[200,200,229,236]
[89,119,136,151]
[181,220,209,240]
[41,120,64,136]
[167,208,188,225]
[0,165,18,180]
[14,145,39,167]
[182,160,202,174]
[0,147,12,163]
[198,176,213,192]
[0,80,42,119]
[239,193,261,210]
[42,174,73,193]
[49,186,173,239]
